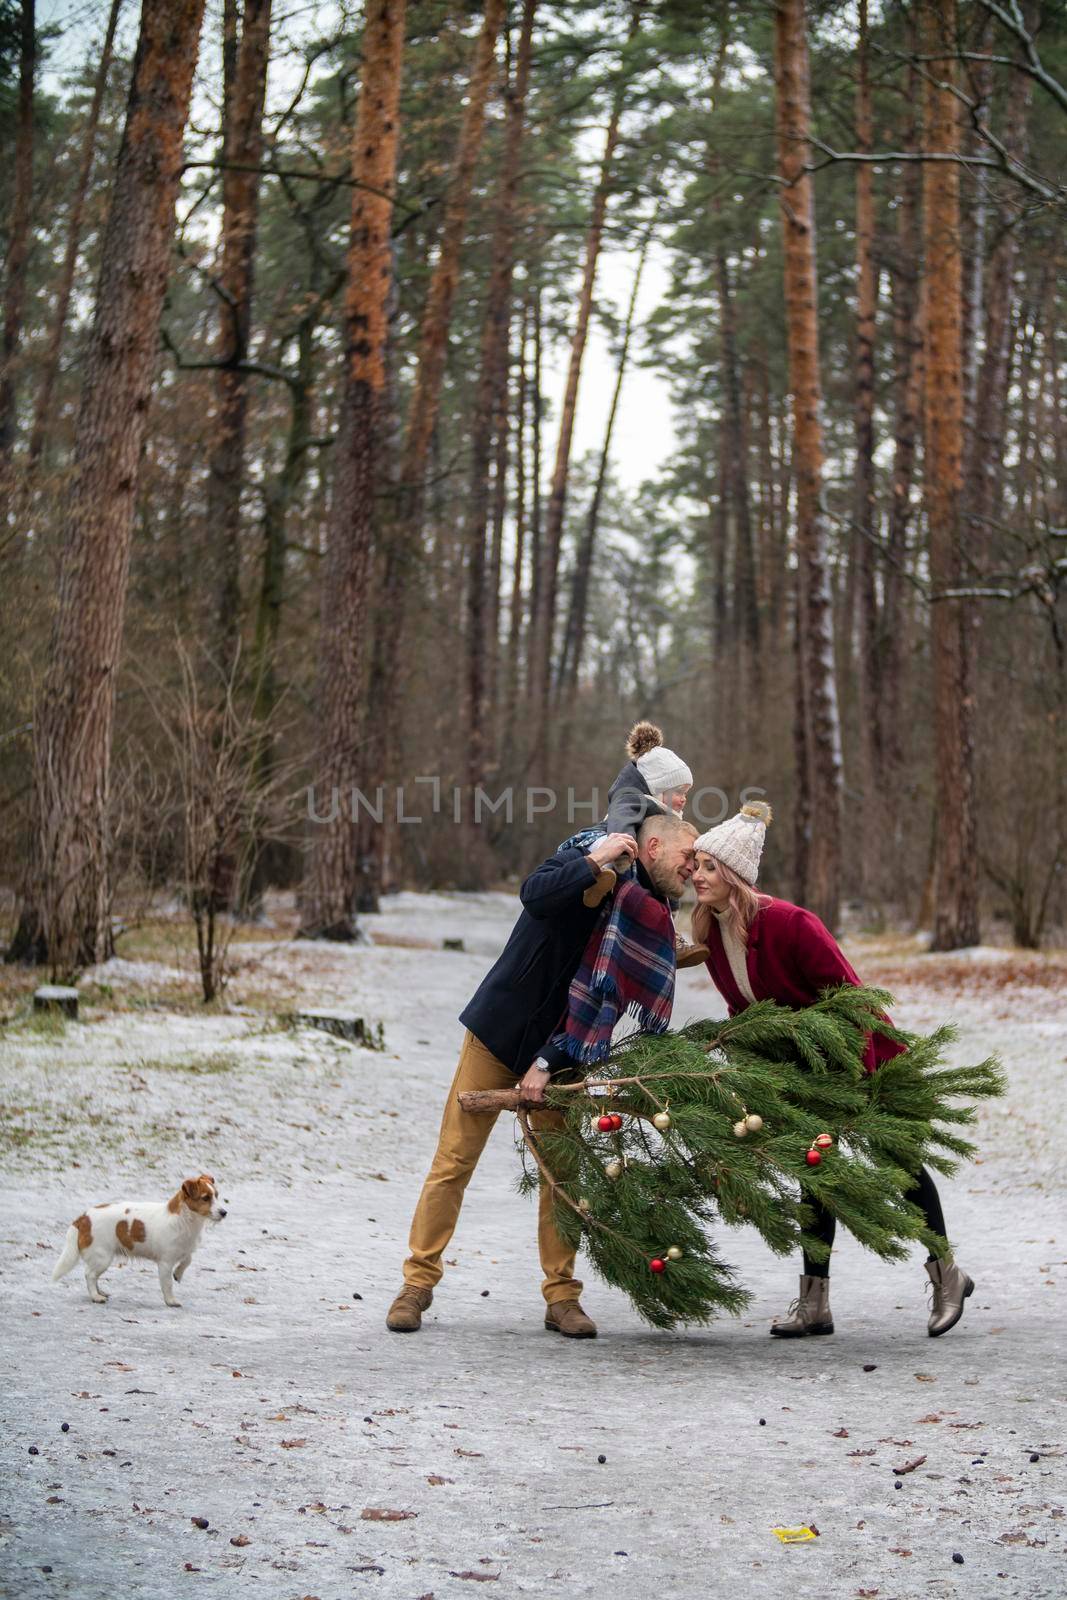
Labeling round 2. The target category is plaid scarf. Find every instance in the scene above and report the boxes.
[550,876,676,1065]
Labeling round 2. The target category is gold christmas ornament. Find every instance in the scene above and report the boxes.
[732,1120,748,1138]
[578,1197,591,1213]
[666,1246,683,1262]
[605,1160,624,1180]
[745,1113,763,1132]
[652,1111,672,1132]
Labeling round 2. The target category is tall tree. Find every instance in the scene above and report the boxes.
[852,0,879,893]
[0,0,36,521]
[464,0,536,798]
[921,0,979,950]
[7,0,208,969]
[207,0,273,673]
[556,214,654,734]
[24,0,123,484]
[361,0,505,901]
[527,1,642,772]
[773,0,843,930]
[298,0,407,941]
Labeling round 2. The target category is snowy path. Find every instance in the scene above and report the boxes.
[1,892,1064,1600]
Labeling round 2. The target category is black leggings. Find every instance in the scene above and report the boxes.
[802,1165,947,1278]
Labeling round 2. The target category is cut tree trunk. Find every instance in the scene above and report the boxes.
[298,0,407,942]
[208,0,272,674]
[773,0,843,930]
[6,0,208,972]
[24,0,123,483]
[921,0,980,951]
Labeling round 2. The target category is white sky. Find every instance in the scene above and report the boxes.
[36,0,680,492]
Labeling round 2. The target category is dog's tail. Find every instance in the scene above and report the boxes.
[52,1225,81,1281]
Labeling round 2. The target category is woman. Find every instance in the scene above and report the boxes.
[690,802,973,1339]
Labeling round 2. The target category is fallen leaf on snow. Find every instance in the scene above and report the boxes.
[360,1507,416,1522]
[448,1573,500,1582]
[454,1448,483,1457]
[427,1475,454,1486]
[892,1455,927,1475]
[916,1414,943,1424]
[914,1373,936,1383]
[229,1535,251,1547]
[848,1448,876,1458]
[280,1439,308,1449]
[888,1548,913,1556]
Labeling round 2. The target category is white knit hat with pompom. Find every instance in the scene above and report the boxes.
[693,801,773,884]
[626,720,692,798]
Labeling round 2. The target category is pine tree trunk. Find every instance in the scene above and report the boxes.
[464,0,535,797]
[207,0,272,674]
[298,0,407,942]
[921,0,980,951]
[0,0,36,521]
[503,297,529,758]
[964,24,1032,572]
[718,245,760,685]
[878,121,922,896]
[361,0,505,899]
[24,0,123,483]
[852,0,879,900]
[527,1,641,772]
[773,0,843,930]
[557,217,653,740]
[7,0,207,970]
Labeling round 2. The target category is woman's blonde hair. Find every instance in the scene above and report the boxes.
[692,855,767,949]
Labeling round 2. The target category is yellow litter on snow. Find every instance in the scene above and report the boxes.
[773,1526,819,1544]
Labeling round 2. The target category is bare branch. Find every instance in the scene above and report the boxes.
[974,0,1067,115]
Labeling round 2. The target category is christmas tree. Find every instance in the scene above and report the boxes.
[464,986,1004,1330]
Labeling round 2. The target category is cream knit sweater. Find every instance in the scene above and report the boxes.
[713,907,756,1004]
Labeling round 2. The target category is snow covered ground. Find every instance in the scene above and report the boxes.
[1,891,1064,1600]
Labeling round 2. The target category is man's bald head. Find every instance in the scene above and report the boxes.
[637,812,698,898]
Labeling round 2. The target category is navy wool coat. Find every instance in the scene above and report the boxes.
[459,846,609,1076]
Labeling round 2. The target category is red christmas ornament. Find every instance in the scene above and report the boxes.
[649,1258,666,1274]
[814,1132,833,1150]
[806,1149,822,1167]
[609,1113,624,1131]
[597,1115,614,1133]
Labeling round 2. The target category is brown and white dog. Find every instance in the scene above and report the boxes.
[52,1174,226,1306]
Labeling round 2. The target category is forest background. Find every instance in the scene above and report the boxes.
[0,0,1064,985]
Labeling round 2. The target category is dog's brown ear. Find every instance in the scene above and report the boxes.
[182,1178,199,1198]
[200,1173,215,1188]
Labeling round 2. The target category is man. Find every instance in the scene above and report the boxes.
[386,811,698,1337]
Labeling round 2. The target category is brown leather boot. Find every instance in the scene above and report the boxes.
[675,938,711,969]
[582,866,616,909]
[386,1284,433,1332]
[925,1257,973,1337]
[769,1275,834,1337]
[544,1299,598,1338]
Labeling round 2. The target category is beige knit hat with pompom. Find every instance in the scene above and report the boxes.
[693,801,773,884]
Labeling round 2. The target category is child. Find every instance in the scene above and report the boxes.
[557,722,708,965]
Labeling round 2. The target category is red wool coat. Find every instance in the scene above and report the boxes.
[702,897,904,1074]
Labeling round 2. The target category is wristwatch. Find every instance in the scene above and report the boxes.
[531,1056,552,1073]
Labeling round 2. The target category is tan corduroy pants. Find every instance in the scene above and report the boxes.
[402,1030,582,1305]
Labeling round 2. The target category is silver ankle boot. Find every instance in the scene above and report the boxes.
[769,1274,834,1337]
[925,1256,973,1337]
